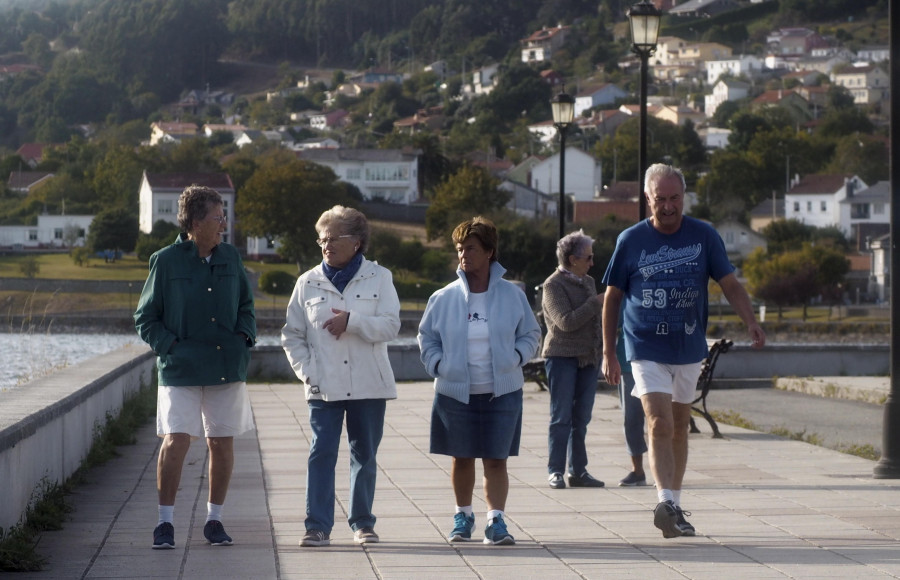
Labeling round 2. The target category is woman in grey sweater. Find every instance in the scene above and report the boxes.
[541,230,604,489]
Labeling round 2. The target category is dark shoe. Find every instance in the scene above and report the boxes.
[548,472,566,489]
[300,529,331,547]
[618,471,647,487]
[203,520,233,546]
[675,506,695,536]
[353,527,379,544]
[448,512,475,542]
[567,472,605,488]
[152,522,175,549]
[653,500,683,539]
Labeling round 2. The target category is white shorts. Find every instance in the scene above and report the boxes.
[631,360,703,405]
[157,382,255,439]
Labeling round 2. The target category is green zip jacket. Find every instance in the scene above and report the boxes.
[134,234,257,387]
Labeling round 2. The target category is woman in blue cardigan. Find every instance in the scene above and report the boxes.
[418,216,541,546]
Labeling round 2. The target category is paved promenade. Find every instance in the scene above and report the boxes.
[18,380,900,580]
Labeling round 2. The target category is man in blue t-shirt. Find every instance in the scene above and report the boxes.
[601,163,766,539]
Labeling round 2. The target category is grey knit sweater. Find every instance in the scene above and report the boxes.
[540,267,603,367]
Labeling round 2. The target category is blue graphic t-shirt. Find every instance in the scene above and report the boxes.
[602,216,734,365]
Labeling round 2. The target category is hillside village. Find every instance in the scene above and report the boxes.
[0,0,891,304]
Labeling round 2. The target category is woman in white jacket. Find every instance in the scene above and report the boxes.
[282,206,400,548]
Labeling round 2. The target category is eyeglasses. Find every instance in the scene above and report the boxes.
[577,254,594,261]
[211,215,227,224]
[316,235,353,247]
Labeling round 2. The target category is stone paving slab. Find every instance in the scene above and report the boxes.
[14,380,900,580]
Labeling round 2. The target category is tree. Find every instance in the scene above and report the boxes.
[86,207,139,261]
[135,219,181,261]
[425,165,509,242]
[744,243,849,320]
[236,150,358,265]
[761,219,813,255]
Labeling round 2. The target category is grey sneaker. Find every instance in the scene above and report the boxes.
[300,529,331,547]
[675,506,695,536]
[353,527,379,544]
[653,500,683,539]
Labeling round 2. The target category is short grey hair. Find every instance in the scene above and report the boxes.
[177,185,222,233]
[644,163,685,195]
[556,229,593,267]
[315,205,370,253]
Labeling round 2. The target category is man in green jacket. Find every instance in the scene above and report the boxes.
[134,185,256,550]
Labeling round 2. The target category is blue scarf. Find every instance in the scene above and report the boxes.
[322,252,363,294]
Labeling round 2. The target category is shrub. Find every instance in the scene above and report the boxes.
[259,270,297,295]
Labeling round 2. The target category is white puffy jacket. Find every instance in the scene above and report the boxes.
[281,258,401,401]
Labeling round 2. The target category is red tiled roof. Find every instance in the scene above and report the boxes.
[788,174,852,195]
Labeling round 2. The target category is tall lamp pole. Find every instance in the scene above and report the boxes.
[873,0,899,479]
[628,0,662,221]
[551,88,575,239]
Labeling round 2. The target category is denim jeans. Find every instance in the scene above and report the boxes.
[545,356,599,475]
[618,373,648,457]
[306,398,386,533]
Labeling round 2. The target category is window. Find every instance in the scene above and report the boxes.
[806,201,812,212]
[793,201,800,212]
[851,204,870,219]
[724,232,734,244]
[54,228,63,240]
[28,230,37,241]
[820,201,827,212]
[873,203,885,215]
[347,168,361,180]
[158,199,173,214]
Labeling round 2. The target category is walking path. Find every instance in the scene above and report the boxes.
[18,380,900,580]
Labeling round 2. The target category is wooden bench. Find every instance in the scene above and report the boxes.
[689,338,733,439]
[524,358,548,391]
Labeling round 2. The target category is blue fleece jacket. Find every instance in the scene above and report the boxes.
[417,261,541,404]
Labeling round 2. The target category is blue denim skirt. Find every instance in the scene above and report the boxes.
[430,390,522,459]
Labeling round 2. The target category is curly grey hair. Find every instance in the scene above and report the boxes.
[556,229,594,267]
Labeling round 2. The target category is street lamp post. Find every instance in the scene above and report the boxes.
[628,0,662,221]
[551,87,575,240]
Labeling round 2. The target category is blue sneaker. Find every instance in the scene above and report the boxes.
[448,512,475,542]
[483,515,515,545]
[152,522,175,549]
[203,520,233,546]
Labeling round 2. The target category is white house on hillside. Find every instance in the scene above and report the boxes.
[785,173,867,234]
[138,171,235,244]
[840,180,890,243]
[573,84,629,117]
[149,122,198,146]
[705,78,749,117]
[297,148,420,204]
[0,214,93,248]
[526,147,602,203]
[705,55,765,85]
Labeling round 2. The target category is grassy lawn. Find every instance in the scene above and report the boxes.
[0,252,887,323]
